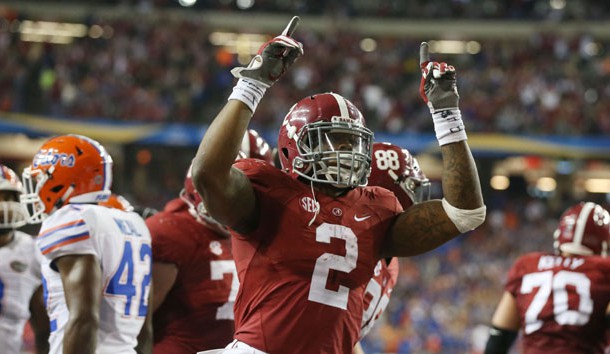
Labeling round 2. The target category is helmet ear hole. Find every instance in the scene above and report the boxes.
[50,185,64,193]
[281,148,289,159]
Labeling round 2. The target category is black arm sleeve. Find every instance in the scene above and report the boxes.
[484,326,518,354]
[606,313,610,329]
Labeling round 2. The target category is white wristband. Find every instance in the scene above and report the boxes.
[441,198,486,233]
[432,109,468,146]
[228,78,267,113]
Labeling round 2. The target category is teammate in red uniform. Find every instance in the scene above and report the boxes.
[192,17,485,354]
[485,202,610,354]
[147,130,273,354]
[355,142,431,354]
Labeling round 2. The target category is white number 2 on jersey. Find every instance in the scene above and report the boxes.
[308,223,358,310]
[210,260,239,320]
[521,270,593,334]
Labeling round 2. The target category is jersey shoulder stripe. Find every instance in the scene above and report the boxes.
[38,219,86,240]
[40,231,91,255]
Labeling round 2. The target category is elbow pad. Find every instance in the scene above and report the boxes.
[441,198,486,233]
[484,326,517,354]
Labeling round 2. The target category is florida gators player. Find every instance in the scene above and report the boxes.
[485,202,610,354]
[354,143,431,354]
[192,17,485,353]
[148,129,273,354]
[20,135,153,354]
[0,164,49,354]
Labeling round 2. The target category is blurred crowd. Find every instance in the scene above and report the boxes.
[2,17,610,136]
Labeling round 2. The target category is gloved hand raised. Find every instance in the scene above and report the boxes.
[418,42,466,146]
[231,16,303,88]
[419,42,459,113]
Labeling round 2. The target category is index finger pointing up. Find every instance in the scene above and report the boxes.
[420,42,430,68]
[281,16,300,37]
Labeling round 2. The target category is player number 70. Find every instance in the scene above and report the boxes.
[521,270,593,334]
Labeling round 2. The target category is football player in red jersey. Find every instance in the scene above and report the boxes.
[354,143,431,354]
[147,129,273,354]
[192,17,485,354]
[485,202,610,354]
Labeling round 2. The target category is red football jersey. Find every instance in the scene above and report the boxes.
[147,199,237,354]
[360,257,399,338]
[231,159,402,354]
[506,252,610,354]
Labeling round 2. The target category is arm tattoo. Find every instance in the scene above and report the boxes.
[441,142,483,209]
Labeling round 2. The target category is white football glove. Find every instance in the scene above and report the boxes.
[419,42,459,113]
[231,16,304,88]
[418,42,467,146]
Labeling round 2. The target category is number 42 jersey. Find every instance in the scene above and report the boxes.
[37,204,152,354]
[505,252,610,354]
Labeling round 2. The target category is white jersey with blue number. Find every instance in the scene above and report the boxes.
[37,204,152,354]
[0,230,42,354]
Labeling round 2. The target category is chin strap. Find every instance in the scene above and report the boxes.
[308,180,320,227]
[52,185,75,213]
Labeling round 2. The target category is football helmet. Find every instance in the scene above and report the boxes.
[237,129,274,165]
[21,134,113,223]
[0,164,27,228]
[99,193,134,212]
[368,142,431,209]
[553,202,610,257]
[277,92,374,188]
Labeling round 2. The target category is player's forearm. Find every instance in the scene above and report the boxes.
[192,100,252,193]
[440,141,484,209]
[63,316,98,354]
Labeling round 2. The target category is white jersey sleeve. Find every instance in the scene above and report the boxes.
[0,231,43,354]
[37,205,95,262]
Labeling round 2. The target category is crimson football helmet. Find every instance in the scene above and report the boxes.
[99,193,134,212]
[21,134,113,223]
[0,164,27,228]
[553,202,610,257]
[277,93,374,188]
[368,142,430,209]
[237,129,274,165]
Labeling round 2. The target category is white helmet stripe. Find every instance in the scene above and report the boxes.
[573,202,595,247]
[330,92,349,118]
[241,131,251,158]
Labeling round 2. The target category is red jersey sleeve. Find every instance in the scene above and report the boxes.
[233,159,292,241]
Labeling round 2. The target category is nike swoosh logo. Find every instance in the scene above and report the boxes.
[354,215,371,222]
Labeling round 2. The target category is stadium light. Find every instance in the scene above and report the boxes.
[429,40,481,54]
[490,175,510,190]
[584,178,610,193]
[536,177,557,192]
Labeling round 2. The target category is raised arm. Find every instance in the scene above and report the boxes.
[191,17,303,233]
[382,42,485,257]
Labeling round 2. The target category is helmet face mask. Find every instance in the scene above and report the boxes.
[20,135,113,224]
[278,93,373,189]
[553,202,610,257]
[0,165,27,229]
